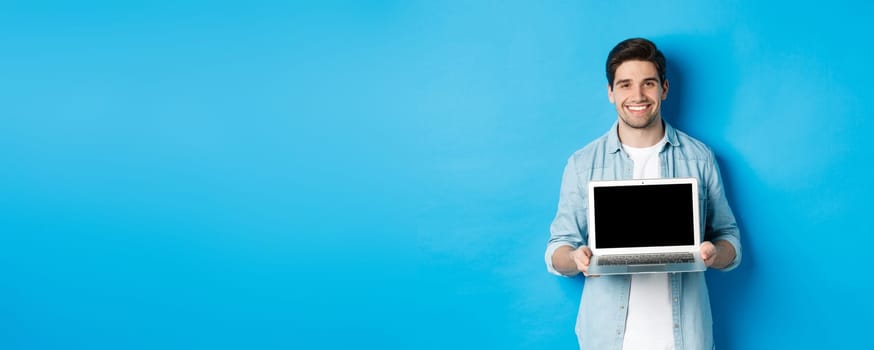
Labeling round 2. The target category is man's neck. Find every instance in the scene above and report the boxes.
[617,118,666,148]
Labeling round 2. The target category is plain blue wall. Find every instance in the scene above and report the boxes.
[2,1,872,349]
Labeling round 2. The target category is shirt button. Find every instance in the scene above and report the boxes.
[617,330,622,335]
[673,298,678,302]
[674,323,679,329]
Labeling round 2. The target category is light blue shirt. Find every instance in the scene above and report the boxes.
[545,121,742,350]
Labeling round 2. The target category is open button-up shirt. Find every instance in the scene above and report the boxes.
[545,121,742,350]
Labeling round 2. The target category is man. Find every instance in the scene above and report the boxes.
[545,38,742,349]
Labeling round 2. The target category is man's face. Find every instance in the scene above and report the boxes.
[608,60,668,130]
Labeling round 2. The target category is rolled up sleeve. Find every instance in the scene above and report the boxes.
[545,156,587,276]
[704,154,742,271]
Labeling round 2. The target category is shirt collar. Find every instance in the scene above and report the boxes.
[606,120,681,154]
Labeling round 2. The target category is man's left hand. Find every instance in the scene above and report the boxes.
[700,241,720,267]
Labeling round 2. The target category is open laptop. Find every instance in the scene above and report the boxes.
[586,177,707,275]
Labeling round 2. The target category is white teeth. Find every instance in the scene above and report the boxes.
[627,105,647,111]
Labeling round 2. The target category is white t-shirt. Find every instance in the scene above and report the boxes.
[621,135,675,350]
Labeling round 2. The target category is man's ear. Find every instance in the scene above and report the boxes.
[661,79,669,100]
[607,83,615,103]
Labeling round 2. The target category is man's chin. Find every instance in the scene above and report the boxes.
[620,115,659,129]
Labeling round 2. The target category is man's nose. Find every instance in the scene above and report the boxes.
[632,86,646,100]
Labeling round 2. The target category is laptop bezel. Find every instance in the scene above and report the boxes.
[587,177,702,256]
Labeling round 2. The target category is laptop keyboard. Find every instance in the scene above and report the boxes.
[599,252,695,265]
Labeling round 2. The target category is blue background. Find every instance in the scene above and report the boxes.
[2,1,872,349]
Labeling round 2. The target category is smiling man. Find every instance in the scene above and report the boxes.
[545,38,742,349]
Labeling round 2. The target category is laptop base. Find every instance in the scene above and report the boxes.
[587,260,706,275]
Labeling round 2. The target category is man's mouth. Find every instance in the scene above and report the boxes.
[625,104,651,112]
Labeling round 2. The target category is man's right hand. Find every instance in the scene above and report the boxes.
[552,245,600,277]
[570,246,598,277]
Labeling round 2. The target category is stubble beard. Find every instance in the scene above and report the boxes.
[619,111,660,130]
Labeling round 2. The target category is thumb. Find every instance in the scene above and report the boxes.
[701,243,715,259]
[703,244,718,259]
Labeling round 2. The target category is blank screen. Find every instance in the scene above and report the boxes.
[593,183,694,249]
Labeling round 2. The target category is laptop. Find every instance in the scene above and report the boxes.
[586,177,707,275]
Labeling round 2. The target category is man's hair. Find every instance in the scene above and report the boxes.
[605,38,667,87]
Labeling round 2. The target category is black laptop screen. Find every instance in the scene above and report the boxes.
[593,183,695,249]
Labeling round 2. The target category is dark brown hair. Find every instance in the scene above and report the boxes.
[606,38,667,87]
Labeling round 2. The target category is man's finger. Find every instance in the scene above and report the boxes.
[700,244,715,260]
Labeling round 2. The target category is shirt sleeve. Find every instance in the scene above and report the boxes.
[545,155,587,276]
[703,153,743,271]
